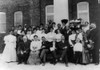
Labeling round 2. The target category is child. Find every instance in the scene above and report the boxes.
[73,38,83,64]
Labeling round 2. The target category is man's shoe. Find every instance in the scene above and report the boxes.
[95,63,99,65]
[65,64,68,67]
[18,62,22,64]
[24,62,28,64]
[42,63,45,66]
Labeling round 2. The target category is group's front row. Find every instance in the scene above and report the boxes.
[16,34,83,67]
[17,35,69,66]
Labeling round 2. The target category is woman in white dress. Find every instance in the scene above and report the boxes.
[1,30,17,63]
[28,35,41,65]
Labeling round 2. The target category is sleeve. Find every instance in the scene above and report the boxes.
[53,33,56,40]
[14,36,17,42]
[77,33,83,41]
[69,35,73,46]
[30,42,34,51]
[4,36,7,44]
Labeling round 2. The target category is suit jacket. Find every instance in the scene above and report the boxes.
[57,41,67,50]
[61,26,67,36]
[61,26,71,42]
[41,41,49,49]
[17,40,31,55]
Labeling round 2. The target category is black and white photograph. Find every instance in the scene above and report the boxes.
[0,0,100,70]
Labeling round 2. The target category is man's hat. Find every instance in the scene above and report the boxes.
[61,19,68,24]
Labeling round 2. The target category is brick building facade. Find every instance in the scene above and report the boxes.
[0,0,100,53]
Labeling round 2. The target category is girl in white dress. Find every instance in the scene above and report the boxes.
[1,30,17,63]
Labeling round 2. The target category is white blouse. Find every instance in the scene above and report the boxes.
[69,34,76,46]
[77,33,83,41]
[30,40,42,51]
[39,33,47,40]
[30,33,38,40]
[73,42,83,52]
[55,33,62,42]
[46,32,56,42]
[4,34,16,48]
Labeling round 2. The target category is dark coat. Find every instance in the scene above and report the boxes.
[41,41,50,49]
[56,41,67,50]
[17,40,31,55]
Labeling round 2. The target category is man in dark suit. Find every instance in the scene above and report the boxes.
[87,24,100,65]
[56,36,68,67]
[17,36,31,64]
[40,36,57,65]
[40,36,49,66]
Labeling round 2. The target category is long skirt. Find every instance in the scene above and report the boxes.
[82,48,90,64]
[28,51,40,65]
[1,43,17,62]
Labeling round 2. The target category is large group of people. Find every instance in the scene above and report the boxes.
[1,18,99,67]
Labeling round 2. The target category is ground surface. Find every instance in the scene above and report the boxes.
[0,55,100,70]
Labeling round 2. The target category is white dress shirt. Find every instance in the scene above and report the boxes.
[69,34,76,46]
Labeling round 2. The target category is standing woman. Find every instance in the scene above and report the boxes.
[55,29,63,54]
[28,35,41,65]
[1,30,17,63]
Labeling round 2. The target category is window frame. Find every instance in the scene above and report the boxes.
[0,12,6,33]
[14,11,23,27]
[45,5,54,24]
[77,2,90,22]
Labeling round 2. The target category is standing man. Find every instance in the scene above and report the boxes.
[87,23,99,65]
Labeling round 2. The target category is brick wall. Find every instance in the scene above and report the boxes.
[0,0,40,53]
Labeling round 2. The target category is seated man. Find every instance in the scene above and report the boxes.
[56,36,68,67]
[17,36,31,64]
[40,36,49,66]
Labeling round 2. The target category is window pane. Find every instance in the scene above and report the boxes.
[77,2,88,11]
[47,6,54,13]
[0,12,6,33]
[77,2,89,22]
[14,11,23,26]
[78,12,89,22]
[46,5,54,24]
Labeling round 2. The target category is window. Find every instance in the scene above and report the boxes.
[45,5,54,24]
[98,0,100,3]
[14,11,23,26]
[77,2,89,22]
[0,12,6,33]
